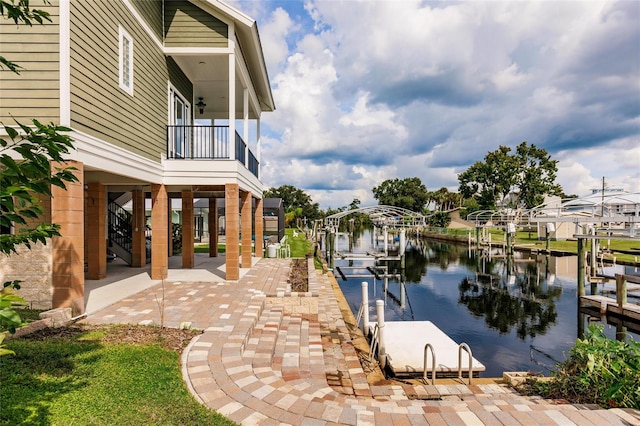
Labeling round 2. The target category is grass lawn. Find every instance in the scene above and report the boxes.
[194,243,226,254]
[193,230,313,259]
[0,325,236,426]
[285,228,313,258]
[427,227,639,264]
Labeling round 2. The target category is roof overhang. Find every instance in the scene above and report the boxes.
[193,0,275,113]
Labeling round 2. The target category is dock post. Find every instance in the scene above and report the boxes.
[577,237,586,297]
[615,274,627,307]
[361,282,369,334]
[376,300,386,369]
[590,234,598,278]
[399,229,406,256]
[383,226,388,256]
[329,229,335,270]
[577,300,585,340]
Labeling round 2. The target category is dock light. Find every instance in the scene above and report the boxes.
[196,97,206,114]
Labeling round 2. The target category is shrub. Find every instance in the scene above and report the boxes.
[526,324,640,409]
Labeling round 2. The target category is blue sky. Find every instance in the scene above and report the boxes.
[231,0,639,209]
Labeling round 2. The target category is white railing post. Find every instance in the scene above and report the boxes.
[376,300,386,368]
[361,281,369,335]
[383,226,388,256]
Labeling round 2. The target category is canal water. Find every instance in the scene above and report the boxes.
[332,229,640,378]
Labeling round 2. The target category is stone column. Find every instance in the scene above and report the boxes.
[51,160,85,315]
[86,182,106,280]
[225,184,240,280]
[151,184,168,280]
[131,189,146,267]
[241,191,252,268]
[254,197,264,258]
[168,198,173,257]
[182,190,194,268]
[209,198,218,257]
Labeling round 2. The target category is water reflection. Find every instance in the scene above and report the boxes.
[458,274,560,339]
[333,229,640,377]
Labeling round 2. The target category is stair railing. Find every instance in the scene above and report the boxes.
[108,200,133,262]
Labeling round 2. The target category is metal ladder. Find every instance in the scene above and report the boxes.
[422,342,475,385]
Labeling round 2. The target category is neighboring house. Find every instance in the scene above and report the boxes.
[531,191,640,240]
[0,0,275,315]
[263,198,285,242]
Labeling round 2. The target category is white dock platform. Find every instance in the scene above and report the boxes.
[382,321,486,376]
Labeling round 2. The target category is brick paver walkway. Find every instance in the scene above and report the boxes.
[86,258,640,425]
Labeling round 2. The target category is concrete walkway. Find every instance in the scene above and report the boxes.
[84,258,640,426]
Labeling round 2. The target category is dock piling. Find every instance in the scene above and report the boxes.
[361,282,369,334]
[376,300,386,369]
[615,274,627,306]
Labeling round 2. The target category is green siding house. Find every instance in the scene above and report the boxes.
[0,0,275,315]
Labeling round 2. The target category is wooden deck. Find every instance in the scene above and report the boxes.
[580,295,640,322]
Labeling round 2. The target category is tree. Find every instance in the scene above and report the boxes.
[1,0,78,354]
[263,185,322,222]
[429,187,462,212]
[458,142,562,210]
[427,211,451,228]
[514,142,562,208]
[458,145,519,210]
[372,177,429,212]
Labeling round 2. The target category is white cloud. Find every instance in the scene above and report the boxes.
[491,63,529,92]
[241,0,640,209]
[260,7,299,74]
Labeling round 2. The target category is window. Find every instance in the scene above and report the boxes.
[119,26,134,95]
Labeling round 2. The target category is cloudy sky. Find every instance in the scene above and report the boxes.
[230,0,639,210]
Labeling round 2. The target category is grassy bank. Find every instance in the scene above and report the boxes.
[285,228,314,257]
[424,227,639,265]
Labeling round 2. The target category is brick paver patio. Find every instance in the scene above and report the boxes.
[85,258,640,425]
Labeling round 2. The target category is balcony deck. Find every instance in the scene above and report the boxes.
[166,125,258,177]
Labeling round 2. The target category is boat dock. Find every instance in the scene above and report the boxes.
[580,273,640,323]
[377,320,486,380]
[580,295,640,322]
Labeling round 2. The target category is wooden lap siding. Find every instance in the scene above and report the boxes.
[164,1,228,48]
[69,0,168,162]
[131,0,163,41]
[167,57,192,108]
[0,0,60,123]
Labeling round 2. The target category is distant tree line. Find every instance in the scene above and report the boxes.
[264,141,569,226]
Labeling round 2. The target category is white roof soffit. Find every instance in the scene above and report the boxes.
[195,0,275,112]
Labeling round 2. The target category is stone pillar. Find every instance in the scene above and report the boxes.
[241,191,252,268]
[225,184,240,280]
[131,189,146,267]
[86,183,106,280]
[209,198,218,257]
[51,161,85,315]
[151,184,168,280]
[254,198,264,258]
[182,190,194,268]
[168,198,173,257]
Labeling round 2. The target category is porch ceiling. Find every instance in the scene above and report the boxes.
[172,55,260,120]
